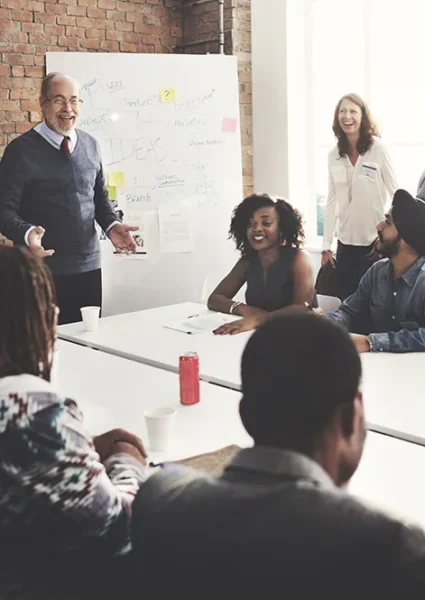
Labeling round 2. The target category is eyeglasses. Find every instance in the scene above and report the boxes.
[44,97,83,108]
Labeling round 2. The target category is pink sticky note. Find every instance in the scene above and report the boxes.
[222,117,237,133]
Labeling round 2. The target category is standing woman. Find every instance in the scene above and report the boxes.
[321,93,398,300]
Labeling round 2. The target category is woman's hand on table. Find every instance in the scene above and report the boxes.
[213,314,264,336]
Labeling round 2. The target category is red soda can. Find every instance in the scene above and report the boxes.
[179,351,200,405]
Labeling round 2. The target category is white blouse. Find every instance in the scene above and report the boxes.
[322,137,399,250]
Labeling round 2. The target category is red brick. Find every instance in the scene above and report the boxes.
[98,0,115,8]
[20,98,40,110]
[28,1,46,12]
[87,6,105,17]
[25,65,44,77]
[5,108,26,120]
[0,64,10,76]
[134,22,152,34]
[106,29,124,41]
[122,32,139,43]
[58,35,78,47]
[13,42,35,53]
[22,22,43,32]
[30,110,41,121]
[7,31,28,42]
[29,32,55,44]
[100,39,118,51]
[0,77,11,88]
[86,28,105,39]
[45,2,65,13]
[0,123,15,133]
[125,7,150,21]
[0,89,10,99]
[77,0,97,6]
[1,99,20,110]
[143,14,160,26]
[10,88,35,99]
[3,53,35,65]
[34,12,55,23]
[57,15,76,25]
[75,16,94,27]
[66,5,85,15]
[34,54,45,66]
[106,9,124,20]
[117,0,133,10]
[11,8,32,20]
[80,38,100,49]
[0,7,9,17]
[119,41,136,51]
[12,65,24,76]
[16,122,34,133]
[0,16,18,30]
[12,76,36,88]
[65,25,84,36]
[95,17,108,28]
[0,0,23,8]
[45,24,65,35]
[115,20,133,31]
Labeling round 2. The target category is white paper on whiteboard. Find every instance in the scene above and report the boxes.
[158,205,194,254]
[113,209,155,260]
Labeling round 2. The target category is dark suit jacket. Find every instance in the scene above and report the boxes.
[132,447,425,600]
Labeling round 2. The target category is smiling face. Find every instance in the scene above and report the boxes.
[338,98,362,137]
[246,206,281,251]
[40,76,81,136]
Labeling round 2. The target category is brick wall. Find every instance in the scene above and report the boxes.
[179,0,253,196]
[0,0,182,158]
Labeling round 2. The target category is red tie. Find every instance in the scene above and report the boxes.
[61,136,70,155]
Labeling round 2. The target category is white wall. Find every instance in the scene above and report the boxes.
[251,0,321,277]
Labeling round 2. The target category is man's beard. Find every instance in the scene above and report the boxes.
[378,233,401,257]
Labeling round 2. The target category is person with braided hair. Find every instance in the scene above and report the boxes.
[0,245,148,561]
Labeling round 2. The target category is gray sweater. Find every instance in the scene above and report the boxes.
[0,128,118,275]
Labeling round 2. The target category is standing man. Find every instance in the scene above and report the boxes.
[0,72,137,324]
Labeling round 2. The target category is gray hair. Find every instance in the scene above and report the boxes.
[40,72,79,98]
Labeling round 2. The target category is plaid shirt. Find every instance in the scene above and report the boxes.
[0,374,146,555]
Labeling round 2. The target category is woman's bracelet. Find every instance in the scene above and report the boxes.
[229,301,242,315]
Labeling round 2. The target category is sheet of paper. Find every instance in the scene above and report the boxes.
[107,186,117,200]
[108,171,124,187]
[164,313,238,335]
[222,117,237,133]
[158,206,193,254]
[160,88,176,103]
[113,210,154,259]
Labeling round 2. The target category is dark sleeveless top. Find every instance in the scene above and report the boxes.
[245,247,297,312]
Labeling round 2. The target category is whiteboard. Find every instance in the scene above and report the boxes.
[46,53,243,316]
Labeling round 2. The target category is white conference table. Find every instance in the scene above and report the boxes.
[56,339,425,528]
[58,302,425,446]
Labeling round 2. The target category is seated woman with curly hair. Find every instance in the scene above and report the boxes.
[208,194,315,335]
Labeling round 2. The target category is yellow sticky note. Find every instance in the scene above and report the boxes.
[107,186,117,200]
[160,88,175,104]
[108,172,124,187]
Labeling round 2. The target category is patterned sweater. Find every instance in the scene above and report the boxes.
[0,374,146,556]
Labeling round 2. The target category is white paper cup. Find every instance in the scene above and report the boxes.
[80,306,100,332]
[144,407,177,452]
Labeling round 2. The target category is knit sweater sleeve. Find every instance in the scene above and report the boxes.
[0,138,33,245]
[0,377,147,555]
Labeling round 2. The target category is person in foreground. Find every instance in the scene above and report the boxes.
[326,189,425,353]
[207,193,314,335]
[0,246,147,596]
[131,314,425,599]
[0,72,138,325]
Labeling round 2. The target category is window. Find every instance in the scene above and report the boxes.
[288,0,425,245]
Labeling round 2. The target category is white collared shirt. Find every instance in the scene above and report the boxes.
[322,136,399,250]
[34,120,78,153]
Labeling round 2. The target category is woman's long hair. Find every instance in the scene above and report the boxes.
[0,246,56,381]
[332,93,380,157]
